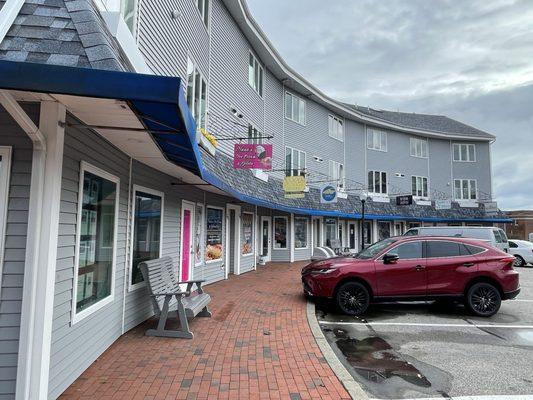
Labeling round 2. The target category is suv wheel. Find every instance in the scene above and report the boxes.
[466,282,501,317]
[336,281,370,316]
[513,255,525,268]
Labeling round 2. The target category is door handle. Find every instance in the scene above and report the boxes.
[414,265,426,271]
[463,262,475,268]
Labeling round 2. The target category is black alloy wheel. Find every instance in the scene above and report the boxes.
[513,255,525,268]
[336,281,370,316]
[466,282,501,317]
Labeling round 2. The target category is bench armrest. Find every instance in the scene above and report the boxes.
[178,280,206,295]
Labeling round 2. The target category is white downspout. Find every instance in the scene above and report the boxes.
[0,0,24,45]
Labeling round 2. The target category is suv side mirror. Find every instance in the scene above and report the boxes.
[383,254,400,264]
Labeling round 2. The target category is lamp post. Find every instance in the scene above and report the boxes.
[359,193,368,250]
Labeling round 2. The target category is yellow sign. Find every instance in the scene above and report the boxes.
[283,176,306,193]
[285,192,305,199]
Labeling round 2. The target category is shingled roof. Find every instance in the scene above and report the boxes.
[0,0,130,71]
[344,104,495,140]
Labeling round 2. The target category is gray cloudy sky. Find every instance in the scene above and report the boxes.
[247,0,533,210]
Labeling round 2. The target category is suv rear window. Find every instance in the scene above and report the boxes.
[464,244,485,255]
[427,240,470,258]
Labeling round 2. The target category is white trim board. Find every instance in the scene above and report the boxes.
[0,146,12,297]
[0,0,24,45]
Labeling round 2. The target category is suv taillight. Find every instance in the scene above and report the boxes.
[501,257,516,270]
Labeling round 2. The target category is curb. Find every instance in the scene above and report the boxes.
[306,301,369,400]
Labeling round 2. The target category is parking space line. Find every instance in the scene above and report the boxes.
[318,320,533,329]
[370,396,533,400]
[511,299,533,302]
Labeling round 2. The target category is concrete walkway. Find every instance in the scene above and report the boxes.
[60,262,351,400]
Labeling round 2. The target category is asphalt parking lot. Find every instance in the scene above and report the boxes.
[315,267,533,400]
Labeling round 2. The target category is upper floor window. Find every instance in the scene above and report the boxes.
[186,57,207,131]
[285,146,306,177]
[328,115,344,141]
[368,170,387,194]
[453,143,476,162]
[367,128,387,152]
[195,0,210,29]
[412,176,428,198]
[285,92,306,125]
[248,53,263,96]
[454,179,477,200]
[410,137,428,158]
[121,0,137,34]
[248,123,262,144]
[329,160,345,189]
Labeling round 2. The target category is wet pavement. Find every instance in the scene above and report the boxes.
[315,267,533,399]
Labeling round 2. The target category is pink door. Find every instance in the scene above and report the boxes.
[181,209,192,281]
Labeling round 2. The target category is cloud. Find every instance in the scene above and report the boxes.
[247,0,533,210]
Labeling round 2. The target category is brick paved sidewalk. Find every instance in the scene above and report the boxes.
[60,262,351,400]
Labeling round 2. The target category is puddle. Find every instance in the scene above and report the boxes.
[332,329,432,388]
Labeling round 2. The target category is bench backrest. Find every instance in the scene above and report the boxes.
[139,257,180,314]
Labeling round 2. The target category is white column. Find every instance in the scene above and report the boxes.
[16,101,65,400]
[372,220,379,243]
[289,213,295,263]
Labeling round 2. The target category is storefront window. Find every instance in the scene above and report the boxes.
[325,218,337,247]
[206,207,223,261]
[294,218,308,249]
[195,204,204,265]
[378,221,391,241]
[76,167,118,315]
[241,212,254,255]
[363,221,372,246]
[274,217,287,249]
[131,190,162,285]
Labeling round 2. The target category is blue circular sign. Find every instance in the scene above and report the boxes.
[321,185,337,202]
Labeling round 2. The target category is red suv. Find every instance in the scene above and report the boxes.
[302,236,520,317]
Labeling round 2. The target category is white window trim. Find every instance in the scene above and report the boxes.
[368,170,388,195]
[186,54,208,131]
[194,0,211,31]
[248,51,264,98]
[367,128,387,152]
[285,146,307,177]
[411,175,429,199]
[194,203,205,267]
[0,147,12,295]
[328,114,344,142]
[71,161,120,325]
[294,217,309,250]
[453,143,476,162]
[454,178,478,201]
[285,91,306,126]
[241,211,255,257]
[128,185,165,292]
[205,205,225,264]
[410,137,428,159]
[329,160,345,191]
[119,0,139,38]
[273,216,289,250]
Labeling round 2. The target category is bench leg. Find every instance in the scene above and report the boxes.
[176,296,193,338]
[145,295,194,339]
[197,306,212,318]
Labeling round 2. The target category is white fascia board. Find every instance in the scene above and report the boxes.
[0,0,24,45]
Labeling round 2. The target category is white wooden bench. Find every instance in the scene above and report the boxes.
[139,257,212,339]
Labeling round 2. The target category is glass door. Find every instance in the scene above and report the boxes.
[260,217,271,262]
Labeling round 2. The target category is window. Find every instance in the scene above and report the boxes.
[248,123,262,144]
[387,241,423,259]
[121,0,137,34]
[411,176,428,198]
[329,161,345,189]
[378,222,391,241]
[464,244,486,255]
[427,240,470,258]
[0,147,11,274]
[410,137,428,158]
[131,188,163,287]
[241,212,254,255]
[74,163,119,321]
[509,241,518,249]
[325,218,337,247]
[195,0,210,28]
[367,129,387,151]
[194,204,204,265]
[248,53,264,96]
[453,143,476,162]
[273,217,288,249]
[368,170,387,194]
[186,57,207,131]
[285,92,306,125]
[294,218,308,249]
[205,207,223,262]
[493,229,508,244]
[363,221,372,246]
[454,179,477,200]
[328,115,344,141]
[285,146,306,177]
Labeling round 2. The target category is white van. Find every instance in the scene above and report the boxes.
[404,226,509,253]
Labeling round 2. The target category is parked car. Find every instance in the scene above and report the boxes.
[508,239,533,267]
[404,226,509,253]
[302,236,519,317]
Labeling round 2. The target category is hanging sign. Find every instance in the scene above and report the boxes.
[435,199,452,210]
[283,176,306,199]
[233,144,272,170]
[482,201,498,214]
[396,195,413,206]
[320,185,337,204]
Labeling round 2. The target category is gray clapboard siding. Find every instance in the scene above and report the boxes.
[0,104,36,400]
